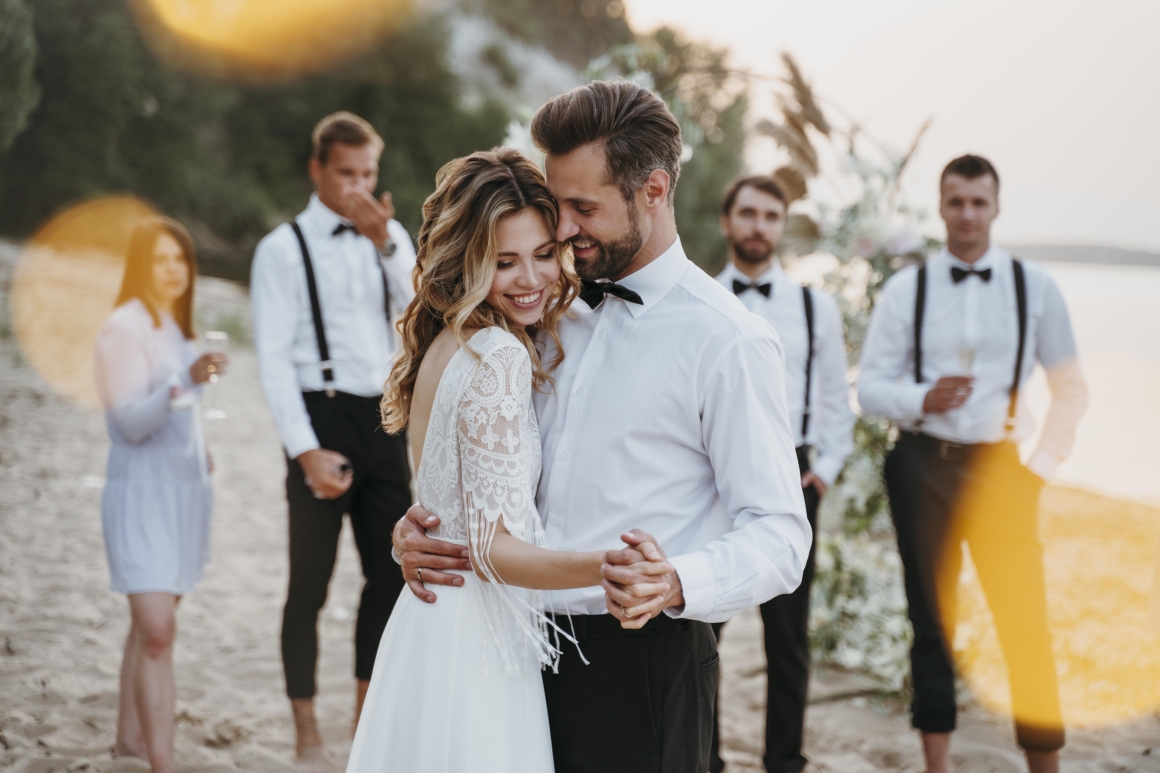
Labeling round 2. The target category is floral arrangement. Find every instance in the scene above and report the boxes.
[759,54,943,689]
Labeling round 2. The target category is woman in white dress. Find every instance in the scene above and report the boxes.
[349,149,673,772]
[94,218,229,773]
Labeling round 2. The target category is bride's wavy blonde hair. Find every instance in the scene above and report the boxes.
[382,148,579,433]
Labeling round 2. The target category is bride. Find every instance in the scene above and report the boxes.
[347,148,673,772]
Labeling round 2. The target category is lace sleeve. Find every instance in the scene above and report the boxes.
[458,342,538,540]
[457,340,556,674]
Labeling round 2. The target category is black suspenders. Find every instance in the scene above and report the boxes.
[1008,259,1028,431]
[914,265,927,384]
[289,219,393,399]
[912,258,1027,434]
[291,221,336,397]
[801,285,815,439]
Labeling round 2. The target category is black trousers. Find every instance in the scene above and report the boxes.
[710,445,819,773]
[281,391,411,699]
[884,432,1064,752]
[542,612,718,773]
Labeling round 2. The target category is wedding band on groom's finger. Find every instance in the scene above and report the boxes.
[417,568,423,582]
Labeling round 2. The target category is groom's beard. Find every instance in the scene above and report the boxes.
[571,203,645,281]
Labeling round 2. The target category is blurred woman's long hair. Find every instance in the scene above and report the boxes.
[115,217,198,339]
[381,148,579,434]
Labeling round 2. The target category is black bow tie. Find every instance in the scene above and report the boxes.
[951,266,992,284]
[333,223,359,237]
[580,279,643,309]
[733,279,772,298]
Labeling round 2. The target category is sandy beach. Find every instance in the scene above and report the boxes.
[2,258,1160,772]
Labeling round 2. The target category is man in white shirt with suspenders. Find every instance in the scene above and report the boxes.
[250,112,416,770]
[711,175,854,773]
[858,155,1088,773]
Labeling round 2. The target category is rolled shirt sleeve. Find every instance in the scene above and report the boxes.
[1026,277,1088,480]
[251,231,320,460]
[667,333,812,623]
[857,269,930,423]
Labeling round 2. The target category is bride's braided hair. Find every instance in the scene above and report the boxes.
[381,148,578,434]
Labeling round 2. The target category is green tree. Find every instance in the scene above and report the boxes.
[0,4,508,281]
[0,0,41,153]
[469,0,634,69]
[0,0,240,243]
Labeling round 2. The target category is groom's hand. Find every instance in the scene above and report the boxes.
[393,504,471,603]
[602,529,685,630]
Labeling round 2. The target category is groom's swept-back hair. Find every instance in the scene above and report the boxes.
[531,80,683,202]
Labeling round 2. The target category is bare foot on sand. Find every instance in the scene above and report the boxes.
[295,744,340,773]
[112,743,149,762]
[292,698,338,773]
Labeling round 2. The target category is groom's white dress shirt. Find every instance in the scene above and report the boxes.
[857,246,1088,480]
[534,238,811,623]
[716,260,855,486]
[251,194,416,459]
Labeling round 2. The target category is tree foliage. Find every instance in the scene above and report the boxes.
[0,3,509,280]
[469,0,634,69]
[0,0,41,153]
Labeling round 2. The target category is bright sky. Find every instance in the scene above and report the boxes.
[624,0,1160,252]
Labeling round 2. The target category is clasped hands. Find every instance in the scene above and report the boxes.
[602,529,685,629]
[393,504,684,629]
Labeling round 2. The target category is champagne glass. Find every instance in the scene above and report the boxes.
[957,347,976,375]
[203,330,229,420]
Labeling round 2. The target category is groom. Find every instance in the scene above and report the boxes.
[394,81,811,773]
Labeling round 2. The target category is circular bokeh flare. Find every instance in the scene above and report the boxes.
[132,0,415,78]
[12,196,158,407]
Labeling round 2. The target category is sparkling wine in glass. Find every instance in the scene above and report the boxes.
[957,347,976,375]
[203,330,229,420]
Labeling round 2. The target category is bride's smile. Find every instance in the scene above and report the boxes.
[486,207,562,327]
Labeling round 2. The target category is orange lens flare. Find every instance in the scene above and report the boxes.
[944,456,1160,728]
[131,0,415,78]
[12,197,158,407]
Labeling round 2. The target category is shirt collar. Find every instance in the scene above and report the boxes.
[614,237,690,318]
[940,244,1005,272]
[304,193,352,236]
[718,259,780,287]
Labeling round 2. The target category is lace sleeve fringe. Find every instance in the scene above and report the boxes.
[458,341,581,677]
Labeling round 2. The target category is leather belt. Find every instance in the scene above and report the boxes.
[899,431,977,463]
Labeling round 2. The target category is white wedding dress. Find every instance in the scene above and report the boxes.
[347,327,559,773]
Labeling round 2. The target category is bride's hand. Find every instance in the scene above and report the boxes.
[603,530,685,629]
[601,552,673,599]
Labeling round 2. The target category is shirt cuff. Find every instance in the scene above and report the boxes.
[1026,450,1058,482]
[901,382,931,422]
[665,552,715,620]
[284,429,321,461]
[811,454,845,488]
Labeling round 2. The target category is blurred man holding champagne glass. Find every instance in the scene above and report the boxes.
[858,155,1088,773]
